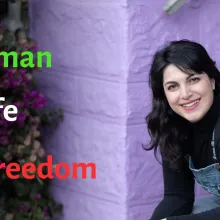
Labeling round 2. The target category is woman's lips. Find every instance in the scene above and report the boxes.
[182,99,200,111]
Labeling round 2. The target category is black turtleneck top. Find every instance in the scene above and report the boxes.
[150,94,220,220]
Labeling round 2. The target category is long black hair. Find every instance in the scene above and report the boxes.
[145,39,220,170]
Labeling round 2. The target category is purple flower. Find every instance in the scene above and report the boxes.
[18,69,29,83]
[0,136,9,145]
[44,210,49,216]
[16,112,27,126]
[11,80,21,87]
[18,69,26,75]
[23,90,46,109]
[2,68,31,88]
[3,80,9,88]
[13,101,23,108]
[21,205,30,212]
[0,128,10,136]
[0,118,10,127]
[35,193,41,199]
[5,68,14,74]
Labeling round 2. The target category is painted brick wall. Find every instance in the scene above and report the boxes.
[29,0,220,219]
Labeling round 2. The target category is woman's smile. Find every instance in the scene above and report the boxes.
[181,98,200,111]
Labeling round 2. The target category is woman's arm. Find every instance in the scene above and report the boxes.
[166,207,220,219]
[150,159,195,219]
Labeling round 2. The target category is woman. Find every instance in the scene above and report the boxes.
[145,40,220,220]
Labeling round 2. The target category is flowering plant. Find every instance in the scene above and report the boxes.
[0,24,63,219]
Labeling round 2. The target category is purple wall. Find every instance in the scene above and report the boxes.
[29,0,220,219]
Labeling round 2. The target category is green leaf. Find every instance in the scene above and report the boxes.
[32,207,45,220]
[15,136,25,144]
[13,180,30,197]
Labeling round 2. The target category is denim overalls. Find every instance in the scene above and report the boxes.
[189,124,220,196]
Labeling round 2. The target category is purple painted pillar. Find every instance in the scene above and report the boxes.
[29,0,128,220]
[29,0,220,219]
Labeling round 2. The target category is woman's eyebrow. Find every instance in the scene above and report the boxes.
[164,74,195,86]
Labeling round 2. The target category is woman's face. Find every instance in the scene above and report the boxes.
[163,64,215,123]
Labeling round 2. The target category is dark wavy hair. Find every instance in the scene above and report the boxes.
[145,39,220,170]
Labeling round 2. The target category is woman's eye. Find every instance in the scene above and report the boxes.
[168,85,177,90]
[189,77,200,83]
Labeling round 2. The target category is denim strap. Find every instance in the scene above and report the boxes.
[212,129,217,160]
[211,128,220,166]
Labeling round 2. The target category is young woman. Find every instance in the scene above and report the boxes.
[146,40,220,220]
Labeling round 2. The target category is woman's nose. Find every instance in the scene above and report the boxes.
[180,86,193,99]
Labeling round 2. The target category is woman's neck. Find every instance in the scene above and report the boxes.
[191,94,220,135]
